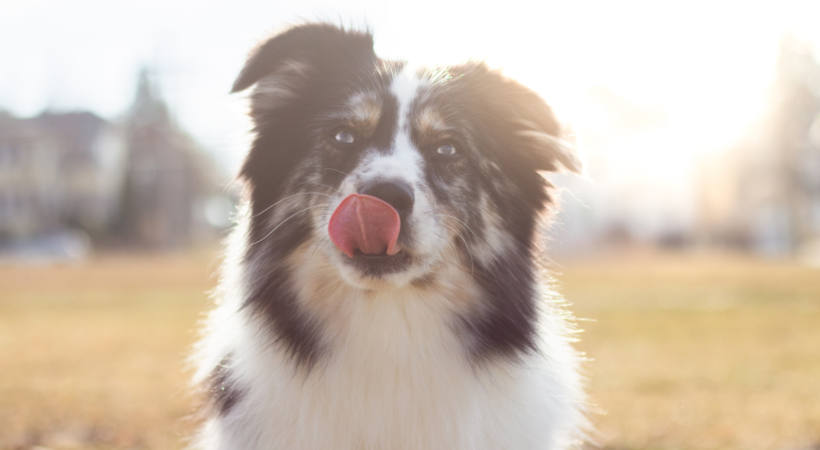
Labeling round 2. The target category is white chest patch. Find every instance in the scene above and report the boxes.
[195,231,586,450]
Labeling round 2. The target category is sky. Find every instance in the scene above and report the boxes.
[1,0,819,234]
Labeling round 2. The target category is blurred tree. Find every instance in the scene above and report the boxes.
[114,67,220,249]
[711,37,820,254]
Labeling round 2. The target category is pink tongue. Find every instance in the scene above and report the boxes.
[328,194,401,258]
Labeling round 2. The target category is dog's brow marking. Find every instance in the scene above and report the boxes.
[416,107,447,134]
[345,92,382,130]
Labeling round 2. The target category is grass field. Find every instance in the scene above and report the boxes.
[1,249,818,449]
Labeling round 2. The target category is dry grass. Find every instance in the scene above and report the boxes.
[560,251,820,450]
[1,249,818,449]
[0,251,218,450]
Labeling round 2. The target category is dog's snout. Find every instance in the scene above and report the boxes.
[360,179,414,219]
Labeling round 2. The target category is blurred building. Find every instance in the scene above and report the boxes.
[699,37,820,255]
[0,110,126,241]
[0,67,223,255]
[0,111,56,238]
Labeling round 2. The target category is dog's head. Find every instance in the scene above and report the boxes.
[234,23,578,289]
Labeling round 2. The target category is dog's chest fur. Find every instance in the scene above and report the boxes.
[197,240,581,450]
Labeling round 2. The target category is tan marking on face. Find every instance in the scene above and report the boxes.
[287,241,351,319]
[344,92,382,133]
[414,107,448,135]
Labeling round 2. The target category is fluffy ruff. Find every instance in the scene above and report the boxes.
[192,23,587,450]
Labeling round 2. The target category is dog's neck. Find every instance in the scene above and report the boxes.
[280,242,482,366]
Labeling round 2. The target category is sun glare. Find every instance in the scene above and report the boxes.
[1,0,818,187]
[373,0,817,188]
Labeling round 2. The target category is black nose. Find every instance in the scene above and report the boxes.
[360,179,414,220]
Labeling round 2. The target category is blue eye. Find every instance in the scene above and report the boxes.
[333,128,356,145]
[435,142,457,157]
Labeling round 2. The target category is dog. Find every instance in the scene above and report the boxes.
[192,23,586,450]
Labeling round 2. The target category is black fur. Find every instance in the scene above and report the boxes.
[238,24,379,237]
[236,25,380,369]
[420,64,567,360]
[231,24,375,93]
[243,215,323,368]
[206,355,242,415]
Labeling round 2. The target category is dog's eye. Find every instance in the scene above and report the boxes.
[333,128,357,145]
[435,142,457,157]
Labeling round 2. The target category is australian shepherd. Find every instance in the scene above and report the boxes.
[193,23,586,450]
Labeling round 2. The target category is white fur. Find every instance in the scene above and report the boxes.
[193,213,586,449]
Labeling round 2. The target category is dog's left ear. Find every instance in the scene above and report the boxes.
[231,23,376,115]
[231,23,375,93]
[450,63,581,174]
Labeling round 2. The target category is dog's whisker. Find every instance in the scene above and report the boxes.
[440,222,475,277]
[322,167,348,177]
[251,192,333,219]
[435,213,478,240]
[247,204,329,248]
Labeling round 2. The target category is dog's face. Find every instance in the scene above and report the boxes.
[306,69,472,287]
[235,24,578,293]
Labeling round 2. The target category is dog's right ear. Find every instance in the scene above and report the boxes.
[231,24,375,112]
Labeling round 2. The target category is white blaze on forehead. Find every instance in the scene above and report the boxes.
[389,65,426,132]
[355,65,428,183]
